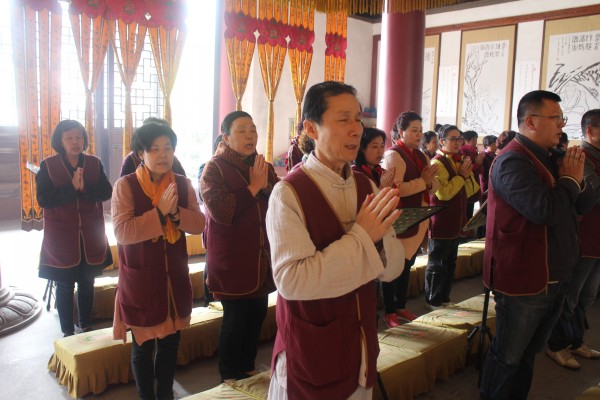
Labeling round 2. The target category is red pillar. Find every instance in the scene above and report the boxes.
[377,11,425,146]
[212,1,236,140]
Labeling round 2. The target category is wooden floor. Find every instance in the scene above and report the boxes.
[0,219,598,399]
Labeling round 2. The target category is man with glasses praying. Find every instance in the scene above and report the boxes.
[480,91,595,400]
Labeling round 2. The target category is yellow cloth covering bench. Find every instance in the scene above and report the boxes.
[576,383,600,400]
[49,293,278,399]
[182,371,271,400]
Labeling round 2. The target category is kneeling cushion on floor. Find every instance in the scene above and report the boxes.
[375,342,429,400]
[181,371,271,400]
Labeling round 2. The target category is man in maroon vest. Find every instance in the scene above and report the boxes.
[480,91,596,400]
[266,81,405,400]
[546,109,600,370]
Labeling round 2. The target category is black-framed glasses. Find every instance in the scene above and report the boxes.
[530,114,568,126]
[443,137,464,143]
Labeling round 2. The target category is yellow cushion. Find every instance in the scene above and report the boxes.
[189,261,206,300]
[375,342,429,399]
[576,385,600,400]
[181,371,270,400]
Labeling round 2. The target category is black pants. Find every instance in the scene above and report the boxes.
[131,331,180,400]
[425,238,459,306]
[55,278,94,335]
[382,253,417,313]
[219,296,268,380]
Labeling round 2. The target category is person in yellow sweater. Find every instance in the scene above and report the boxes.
[426,125,479,309]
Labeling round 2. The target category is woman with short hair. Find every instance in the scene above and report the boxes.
[111,122,205,399]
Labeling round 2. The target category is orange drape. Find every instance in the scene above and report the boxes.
[148,26,186,126]
[11,1,61,231]
[70,13,112,155]
[108,20,147,158]
[288,0,315,130]
[324,8,347,82]
[224,0,257,111]
[257,0,289,162]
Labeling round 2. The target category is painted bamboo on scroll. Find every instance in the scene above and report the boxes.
[106,0,147,158]
[224,0,258,111]
[257,0,289,163]
[288,0,315,133]
[147,1,188,126]
[11,0,62,230]
[324,8,347,82]
[69,0,113,155]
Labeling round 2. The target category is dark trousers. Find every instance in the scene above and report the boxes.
[219,296,268,380]
[425,238,459,306]
[548,257,600,351]
[382,253,417,313]
[480,284,567,400]
[131,331,180,400]
[55,278,94,335]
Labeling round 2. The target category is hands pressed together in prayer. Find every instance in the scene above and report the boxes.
[248,154,269,197]
[559,146,586,185]
[158,182,179,216]
[71,167,85,192]
[458,157,473,178]
[420,165,438,187]
[379,167,396,189]
[356,187,401,243]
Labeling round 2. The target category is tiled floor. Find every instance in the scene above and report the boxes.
[0,219,599,399]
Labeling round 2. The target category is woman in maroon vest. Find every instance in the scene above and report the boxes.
[427,125,479,309]
[200,111,278,383]
[111,122,205,399]
[382,112,438,327]
[37,120,113,337]
[352,127,395,188]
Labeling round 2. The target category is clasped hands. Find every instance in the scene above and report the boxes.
[356,187,401,243]
[559,146,585,185]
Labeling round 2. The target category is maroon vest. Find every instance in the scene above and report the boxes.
[272,168,379,400]
[40,154,108,267]
[429,154,467,239]
[483,140,554,295]
[580,149,600,258]
[117,174,192,327]
[391,145,428,238]
[204,158,275,299]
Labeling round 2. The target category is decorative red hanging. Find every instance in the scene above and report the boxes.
[257,18,289,47]
[146,0,187,31]
[325,32,347,58]
[18,0,61,12]
[69,0,107,18]
[224,10,258,42]
[104,0,148,25]
[288,25,314,53]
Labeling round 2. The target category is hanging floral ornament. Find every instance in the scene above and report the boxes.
[325,32,347,58]
[68,0,107,18]
[224,10,258,42]
[288,25,314,53]
[257,18,289,47]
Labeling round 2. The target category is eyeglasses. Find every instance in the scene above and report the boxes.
[529,114,568,126]
[443,137,464,143]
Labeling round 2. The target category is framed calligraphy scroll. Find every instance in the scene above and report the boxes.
[541,15,600,139]
[422,34,440,131]
[457,25,516,135]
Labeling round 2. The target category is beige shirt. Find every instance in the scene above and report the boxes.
[382,149,438,258]
[266,154,404,398]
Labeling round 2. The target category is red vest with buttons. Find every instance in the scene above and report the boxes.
[40,154,108,267]
[117,174,192,327]
[483,139,554,295]
[271,167,379,400]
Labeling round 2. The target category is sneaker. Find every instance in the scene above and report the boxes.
[546,348,581,370]
[425,303,444,311]
[384,313,401,328]
[396,309,417,322]
[571,344,600,359]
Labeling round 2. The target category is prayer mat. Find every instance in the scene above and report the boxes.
[73,276,118,320]
[189,261,206,300]
[378,323,467,388]
[182,371,271,400]
[576,384,600,400]
[455,293,496,317]
[176,307,224,365]
[408,256,427,297]
[457,247,484,276]
[374,342,428,400]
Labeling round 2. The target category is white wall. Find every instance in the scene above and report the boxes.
[245,12,374,162]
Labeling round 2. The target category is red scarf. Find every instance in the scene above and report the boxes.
[440,149,463,163]
[360,164,383,187]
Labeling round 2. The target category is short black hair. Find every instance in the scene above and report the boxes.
[434,124,443,133]
[462,130,478,142]
[497,130,517,150]
[483,135,497,148]
[51,120,88,154]
[143,117,170,127]
[421,131,437,151]
[302,81,357,125]
[354,127,386,167]
[135,122,177,151]
[391,111,422,142]
[438,124,460,140]
[221,111,252,135]
[517,90,562,127]
[581,109,600,136]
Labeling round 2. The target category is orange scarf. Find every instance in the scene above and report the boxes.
[135,165,181,244]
